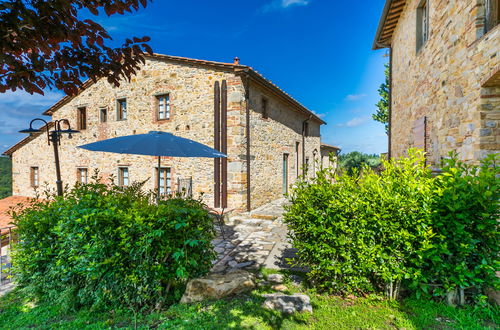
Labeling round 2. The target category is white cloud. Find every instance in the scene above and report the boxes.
[261,0,311,12]
[345,94,366,101]
[336,116,370,128]
[282,0,310,7]
[0,89,60,152]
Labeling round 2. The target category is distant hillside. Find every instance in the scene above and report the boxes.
[0,157,12,198]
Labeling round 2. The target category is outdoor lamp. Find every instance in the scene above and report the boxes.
[19,118,80,196]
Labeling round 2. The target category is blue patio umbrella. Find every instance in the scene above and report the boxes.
[78,131,226,199]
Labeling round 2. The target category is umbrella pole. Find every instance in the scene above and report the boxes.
[157,156,161,203]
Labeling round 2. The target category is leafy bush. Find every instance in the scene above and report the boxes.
[284,150,499,301]
[420,155,500,298]
[0,156,12,198]
[338,151,382,175]
[11,177,216,311]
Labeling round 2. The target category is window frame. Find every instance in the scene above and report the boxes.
[118,167,129,187]
[156,167,172,195]
[30,166,39,188]
[261,97,268,119]
[485,0,500,33]
[416,0,430,53]
[77,107,87,130]
[117,98,127,121]
[156,94,171,121]
[100,107,108,123]
[77,168,88,184]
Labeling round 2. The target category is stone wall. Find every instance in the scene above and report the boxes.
[10,57,322,211]
[11,59,246,208]
[248,82,321,208]
[390,0,499,164]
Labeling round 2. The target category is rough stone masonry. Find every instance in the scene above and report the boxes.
[4,54,325,212]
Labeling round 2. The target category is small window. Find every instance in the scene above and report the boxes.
[30,167,39,187]
[118,167,129,186]
[485,0,500,33]
[262,97,268,119]
[157,167,172,195]
[100,108,108,123]
[416,0,429,52]
[77,107,87,130]
[303,122,309,137]
[157,94,171,120]
[117,98,127,121]
[77,168,88,184]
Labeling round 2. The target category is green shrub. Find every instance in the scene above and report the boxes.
[284,150,499,301]
[11,178,216,311]
[419,154,500,297]
[338,151,382,175]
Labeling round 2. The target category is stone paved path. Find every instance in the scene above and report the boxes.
[211,199,299,273]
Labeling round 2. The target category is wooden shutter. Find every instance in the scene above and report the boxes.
[413,117,427,151]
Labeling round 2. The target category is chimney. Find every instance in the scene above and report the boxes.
[233,57,240,65]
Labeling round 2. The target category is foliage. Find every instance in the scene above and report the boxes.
[418,154,500,297]
[11,177,216,311]
[0,156,12,198]
[1,283,498,329]
[372,62,389,134]
[284,150,500,301]
[0,0,153,95]
[338,151,381,175]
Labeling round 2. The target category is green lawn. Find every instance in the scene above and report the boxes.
[1,284,498,329]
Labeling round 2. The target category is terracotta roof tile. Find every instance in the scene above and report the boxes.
[0,196,33,229]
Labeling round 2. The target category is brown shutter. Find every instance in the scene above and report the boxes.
[413,117,427,151]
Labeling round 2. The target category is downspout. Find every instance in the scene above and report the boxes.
[244,74,251,212]
[375,40,393,160]
[388,46,393,160]
[302,115,312,171]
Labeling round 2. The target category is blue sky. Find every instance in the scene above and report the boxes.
[0,0,389,155]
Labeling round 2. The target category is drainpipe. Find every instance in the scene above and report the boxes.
[302,115,312,172]
[244,74,251,212]
[388,46,393,160]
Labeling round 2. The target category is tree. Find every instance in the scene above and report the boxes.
[372,63,389,134]
[0,0,153,96]
[338,151,381,175]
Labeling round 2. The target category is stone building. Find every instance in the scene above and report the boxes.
[320,143,340,170]
[4,54,325,211]
[374,0,499,164]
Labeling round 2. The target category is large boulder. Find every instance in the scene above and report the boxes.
[261,293,313,314]
[181,270,256,303]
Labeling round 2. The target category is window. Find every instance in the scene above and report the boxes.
[262,97,268,119]
[30,167,39,187]
[485,0,500,33]
[77,168,88,184]
[117,98,127,120]
[118,167,129,186]
[157,167,172,195]
[100,108,107,123]
[303,122,309,137]
[77,107,87,130]
[157,94,171,120]
[416,0,429,52]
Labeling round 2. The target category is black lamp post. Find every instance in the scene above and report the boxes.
[19,118,79,196]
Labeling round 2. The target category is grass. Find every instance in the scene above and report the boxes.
[1,277,498,330]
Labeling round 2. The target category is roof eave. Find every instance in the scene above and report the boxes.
[372,0,407,50]
[373,0,394,50]
[240,68,326,125]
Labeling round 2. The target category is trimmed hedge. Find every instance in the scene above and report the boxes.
[11,180,216,310]
[284,150,499,301]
